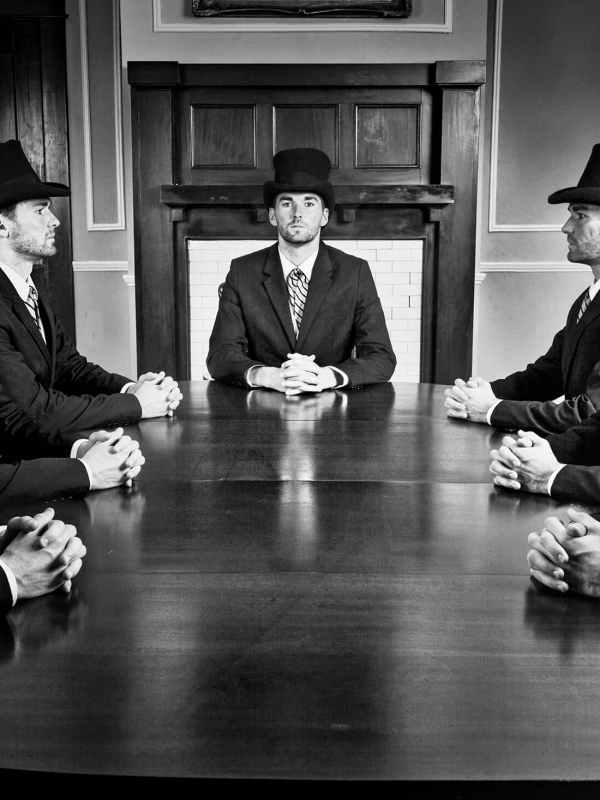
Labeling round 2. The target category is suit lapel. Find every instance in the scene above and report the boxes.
[295,244,333,352]
[0,269,52,368]
[261,245,296,349]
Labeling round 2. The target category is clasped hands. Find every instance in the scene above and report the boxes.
[76,428,145,489]
[489,429,562,494]
[128,371,183,418]
[444,376,497,423]
[527,508,600,597]
[257,353,338,396]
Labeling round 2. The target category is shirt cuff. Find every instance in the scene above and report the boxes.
[547,464,566,496]
[328,367,349,388]
[121,382,135,393]
[0,554,18,607]
[486,399,503,425]
[70,440,93,490]
[245,365,263,388]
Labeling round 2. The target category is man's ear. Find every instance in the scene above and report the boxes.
[0,220,8,238]
[268,207,277,228]
[320,207,330,227]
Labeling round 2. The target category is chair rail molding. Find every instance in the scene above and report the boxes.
[480,261,588,273]
[72,261,128,272]
[152,0,452,33]
[79,0,125,231]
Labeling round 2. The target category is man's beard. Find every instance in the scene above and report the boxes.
[567,234,600,263]
[9,226,56,259]
[278,221,321,245]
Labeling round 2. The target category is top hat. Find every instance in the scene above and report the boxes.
[0,140,70,210]
[263,147,335,211]
[548,144,600,205]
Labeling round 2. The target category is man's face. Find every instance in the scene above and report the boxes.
[0,199,60,260]
[268,193,329,245]
[562,203,600,265]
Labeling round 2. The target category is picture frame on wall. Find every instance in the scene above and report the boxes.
[192,0,412,19]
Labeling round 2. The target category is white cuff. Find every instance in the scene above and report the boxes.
[486,399,503,425]
[547,464,566,496]
[328,366,349,388]
[70,440,93,490]
[70,439,87,459]
[120,382,135,393]
[0,555,18,607]
[244,365,263,388]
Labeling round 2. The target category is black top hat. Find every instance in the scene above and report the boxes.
[263,148,335,211]
[0,140,70,210]
[548,144,600,205]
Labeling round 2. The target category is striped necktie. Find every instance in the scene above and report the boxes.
[25,284,45,339]
[577,288,591,322]
[287,268,309,336]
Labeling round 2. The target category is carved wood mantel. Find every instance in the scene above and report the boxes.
[128,61,485,383]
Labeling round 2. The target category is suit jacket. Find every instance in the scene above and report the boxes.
[489,287,600,434]
[0,269,142,455]
[0,569,11,616]
[207,243,396,387]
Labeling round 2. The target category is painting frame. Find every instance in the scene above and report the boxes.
[192,0,412,19]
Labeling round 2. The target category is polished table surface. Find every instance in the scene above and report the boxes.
[2,381,600,783]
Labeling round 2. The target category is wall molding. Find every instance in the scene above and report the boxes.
[152,0,453,34]
[488,0,561,233]
[480,261,588,273]
[73,261,129,272]
[80,0,125,231]
[123,274,135,287]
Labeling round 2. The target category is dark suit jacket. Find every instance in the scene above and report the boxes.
[207,243,396,387]
[0,570,11,616]
[0,269,142,455]
[489,287,600,434]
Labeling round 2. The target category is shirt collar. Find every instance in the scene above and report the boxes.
[0,259,35,303]
[589,278,600,303]
[278,247,319,281]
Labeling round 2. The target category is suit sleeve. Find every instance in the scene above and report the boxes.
[0,324,142,448]
[490,327,566,402]
[0,458,90,502]
[551,464,600,506]
[0,566,12,616]
[207,264,263,386]
[328,260,396,387]
[546,412,600,466]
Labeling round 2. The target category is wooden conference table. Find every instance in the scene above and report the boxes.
[1,380,600,785]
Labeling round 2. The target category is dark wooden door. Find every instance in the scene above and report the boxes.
[0,0,74,339]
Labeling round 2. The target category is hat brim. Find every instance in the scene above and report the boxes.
[263,180,335,212]
[548,186,600,205]
[0,179,70,210]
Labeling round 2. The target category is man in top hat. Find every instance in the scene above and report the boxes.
[444,143,600,439]
[207,148,396,392]
[0,139,183,463]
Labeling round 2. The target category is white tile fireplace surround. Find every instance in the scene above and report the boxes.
[188,239,423,382]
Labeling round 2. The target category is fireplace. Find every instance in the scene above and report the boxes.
[128,61,484,384]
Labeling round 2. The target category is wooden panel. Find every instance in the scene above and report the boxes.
[39,16,73,337]
[12,20,44,177]
[192,105,256,168]
[0,53,16,143]
[274,105,339,167]
[356,105,418,167]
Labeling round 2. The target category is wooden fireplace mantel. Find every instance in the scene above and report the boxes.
[129,61,484,383]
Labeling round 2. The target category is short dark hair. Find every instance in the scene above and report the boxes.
[0,203,17,220]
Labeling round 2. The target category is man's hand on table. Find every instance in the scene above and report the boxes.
[527,508,600,597]
[76,428,145,489]
[252,353,338,396]
[0,508,86,600]
[444,377,497,423]
[128,371,183,417]
[489,430,562,494]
